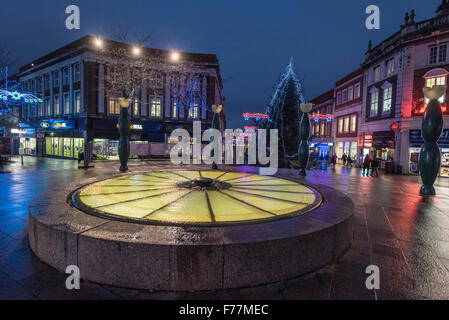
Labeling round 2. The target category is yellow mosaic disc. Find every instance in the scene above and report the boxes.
[73,171,322,226]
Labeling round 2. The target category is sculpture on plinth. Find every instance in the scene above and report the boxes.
[118,97,132,172]
[419,85,446,195]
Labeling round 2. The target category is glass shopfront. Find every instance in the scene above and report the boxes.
[46,137,84,159]
[93,139,119,160]
[409,147,421,174]
[19,137,37,155]
[441,148,449,177]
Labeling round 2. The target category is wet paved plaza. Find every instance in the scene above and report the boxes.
[1,156,449,299]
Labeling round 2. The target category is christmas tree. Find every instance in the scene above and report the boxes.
[259,58,305,158]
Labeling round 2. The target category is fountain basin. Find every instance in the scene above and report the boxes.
[28,169,353,291]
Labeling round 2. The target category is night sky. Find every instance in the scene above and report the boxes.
[0,0,439,128]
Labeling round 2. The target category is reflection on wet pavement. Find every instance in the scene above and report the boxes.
[0,156,449,299]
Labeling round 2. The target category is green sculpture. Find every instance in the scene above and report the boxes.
[118,97,131,172]
[298,103,313,176]
[419,85,446,196]
[211,104,222,170]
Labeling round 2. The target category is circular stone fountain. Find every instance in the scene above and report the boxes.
[28,170,354,291]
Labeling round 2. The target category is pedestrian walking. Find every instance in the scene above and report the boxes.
[362,154,371,176]
[347,156,353,168]
[342,153,347,167]
[370,157,379,177]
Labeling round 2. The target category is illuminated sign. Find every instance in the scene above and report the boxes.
[390,122,399,131]
[243,112,270,121]
[52,122,67,129]
[40,122,50,128]
[131,124,143,130]
[358,134,373,148]
[11,128,28,134]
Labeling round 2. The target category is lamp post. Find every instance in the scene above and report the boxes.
[298,103,313,176]
[118,97,132,172]
[211,104,222,170]
[419,85,446,196]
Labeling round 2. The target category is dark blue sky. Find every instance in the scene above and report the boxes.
[0,0,439,128]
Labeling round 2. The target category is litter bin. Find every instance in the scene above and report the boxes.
[385,161,395,174]
[396,165,402,175]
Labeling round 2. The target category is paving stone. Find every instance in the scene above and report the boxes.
[1,158,449,299]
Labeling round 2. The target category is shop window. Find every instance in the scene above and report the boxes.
[350,114,357,132]
[342,89,348,103]
[338,118,343,133]
[63,138,73,158]
[63,93,70,114]
[382,86,392,114]
[172,101,178,119]
[188,104,199,119]
[373,66,381,82]
[344,116,350,133]
[370,89,379,117]
[425,76,446,103]
[53,70,60,87]
[73,63,81,82]
[74,138,84,159]
[336,92,341,105]
[54,95,60,115]
[150,96,162,118]
[109,98,120,115]
[354,83,360,99]
[429,44,447,64]
[74,91,81,113]
[133,98,140,117]
[386,58,394,76]
[62,67,70,85]
[44,74,50,90]
[348,86,353,101]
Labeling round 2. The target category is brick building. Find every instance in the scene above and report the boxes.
[14,35,225,159]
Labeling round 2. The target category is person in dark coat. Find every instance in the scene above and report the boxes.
[362,154,372,176]
[370,157,379,177]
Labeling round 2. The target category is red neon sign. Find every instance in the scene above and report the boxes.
[243,112,269,119]
[244,126,258,131]
[308,114,334,119]
[390,123,399,131]
[415,103,447,114]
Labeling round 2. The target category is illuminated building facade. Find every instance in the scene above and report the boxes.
[361,1,449,175]
[14,35,224,160]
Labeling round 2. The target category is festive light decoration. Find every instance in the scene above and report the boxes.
[244,126,258,131]
[172,74,211,117]
[242,112,270,121]
[308,113,333,120]
[260,58,305,158]
[0,90,43,104]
